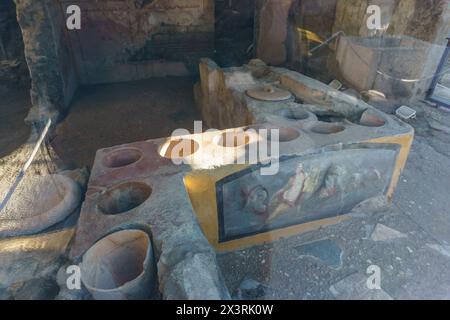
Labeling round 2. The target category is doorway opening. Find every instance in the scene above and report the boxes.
[215,0,256,67]
[0,0,31,158]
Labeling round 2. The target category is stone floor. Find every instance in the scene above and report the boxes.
[218,101,450,300]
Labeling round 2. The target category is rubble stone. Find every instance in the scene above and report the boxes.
[0,230,74,297]
[296,239,343,269]
[234,278,269,300]
[371,224,407,242]
[330,273,393,300]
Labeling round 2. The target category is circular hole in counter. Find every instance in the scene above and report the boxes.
[310,122,345,134]
[316,114,346,123]
[98,182,152,215]
[103,148,143,168]
[159,138,199,159]
[276,108,311,121]
[216,131,251,148]
[263,127,301,142]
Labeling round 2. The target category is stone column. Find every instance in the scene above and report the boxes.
[255,0,294,65]
[14,0,78,123]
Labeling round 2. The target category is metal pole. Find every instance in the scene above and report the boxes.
[427,37,450,100]
[0,119,52,212]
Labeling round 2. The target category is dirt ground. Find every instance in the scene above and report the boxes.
[51,77,203,168]
[0,88,30,159]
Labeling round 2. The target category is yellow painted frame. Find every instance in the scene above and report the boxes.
[185,132,414,252]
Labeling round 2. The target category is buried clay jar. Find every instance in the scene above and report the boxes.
[275,108,312,121]
[159,138,199,159]
[257,126,301,142]
[214,130,252,148]
[103,148,143,168]
[356,111,386,127]
[80,229,156,300]
[309,122,346,135]
[98,182,152,215]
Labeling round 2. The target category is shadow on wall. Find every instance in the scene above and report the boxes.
[0,0,30,93]
[215,0,255,67]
